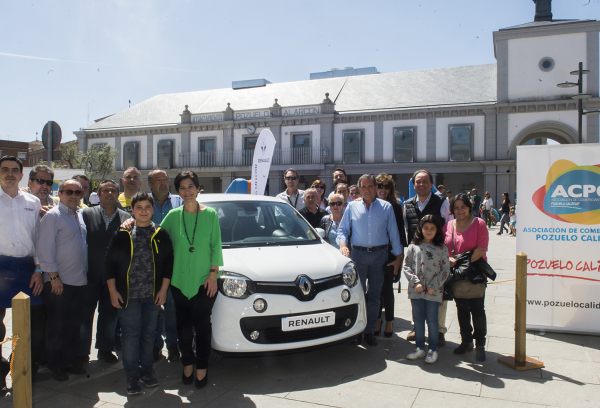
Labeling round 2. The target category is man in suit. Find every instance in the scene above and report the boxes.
[77,179,131,365]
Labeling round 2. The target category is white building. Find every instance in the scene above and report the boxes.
[75,3,600,202]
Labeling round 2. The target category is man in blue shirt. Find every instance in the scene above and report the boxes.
[147,169,183,362]
[337,174,403,346]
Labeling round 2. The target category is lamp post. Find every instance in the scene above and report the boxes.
[557,62,600,143]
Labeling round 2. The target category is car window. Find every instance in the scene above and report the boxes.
[204,201,321,247]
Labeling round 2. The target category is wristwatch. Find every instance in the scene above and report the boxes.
[50,275,59,281]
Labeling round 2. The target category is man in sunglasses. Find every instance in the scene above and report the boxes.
[27,165,56,216]
[72,174,90,208]
[77,180,131,367]
[36,179,89,381]
[276,168,305,211]
[0,156,45,392]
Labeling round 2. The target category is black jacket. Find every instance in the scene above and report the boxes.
[105,227,174,307]
[404,193,444,244]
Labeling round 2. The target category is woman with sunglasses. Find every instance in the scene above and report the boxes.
[310,179,328,210]
[319,193,345,249]
[374,173,408,337]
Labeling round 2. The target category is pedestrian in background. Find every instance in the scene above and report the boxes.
[481,191,493,228]
[497,192,511,235]
[470,189,481,218]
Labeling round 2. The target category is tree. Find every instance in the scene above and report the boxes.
[60,142,84,169]
[81,144,119,180]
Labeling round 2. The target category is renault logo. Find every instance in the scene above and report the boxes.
[298,276,312,296]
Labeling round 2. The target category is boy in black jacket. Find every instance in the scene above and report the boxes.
[106,192,174,396]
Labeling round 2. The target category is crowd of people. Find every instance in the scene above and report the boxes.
[0,155,506,396]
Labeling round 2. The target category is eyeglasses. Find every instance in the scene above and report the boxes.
[313,185,325,189]
[284,176,298,181]
[32,178,53,186]
[330,201,343,206]
[377,184,391,190]
[61,189,83,196]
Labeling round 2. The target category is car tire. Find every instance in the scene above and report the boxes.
[208,349,223,366]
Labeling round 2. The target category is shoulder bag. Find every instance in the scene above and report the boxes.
[451,220,485,299]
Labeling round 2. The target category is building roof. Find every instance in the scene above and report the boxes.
[499,19,595,31]
[83,63,497,131]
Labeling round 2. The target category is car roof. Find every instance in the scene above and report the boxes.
[198,194,286,204]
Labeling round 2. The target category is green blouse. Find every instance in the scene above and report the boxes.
[160,206,223,299]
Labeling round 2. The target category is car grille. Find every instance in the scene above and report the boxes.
[254,274,344,301]
[240,304,358,344]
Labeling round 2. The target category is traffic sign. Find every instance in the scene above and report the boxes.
[42,121,62,151]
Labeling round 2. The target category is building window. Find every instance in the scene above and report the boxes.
[449,124,473,161]
[292,134,311,164]
[122,142,139,169]
[17,152,27,160]
[393,127,415,162]
[157,140,174,169]
[198,138,215,166]
[243,136,257,165]
[343,130,362,164]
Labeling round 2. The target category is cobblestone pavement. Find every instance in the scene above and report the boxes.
[2,224,599,407]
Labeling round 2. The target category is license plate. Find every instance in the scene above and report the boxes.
[281,311,336,332]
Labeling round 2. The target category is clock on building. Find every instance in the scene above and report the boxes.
[247,124,256,134]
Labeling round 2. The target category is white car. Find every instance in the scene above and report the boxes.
[201,194,366,356]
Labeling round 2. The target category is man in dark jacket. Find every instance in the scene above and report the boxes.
[106,192,174,395]
[298,188,328,228]
[77,180,131,365]
[404,170,450,346]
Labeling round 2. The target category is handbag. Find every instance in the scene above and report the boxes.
[450,221,485,299]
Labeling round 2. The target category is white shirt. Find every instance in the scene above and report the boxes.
[483,198,494,210]
[276,189,305,211]
[0,186,41,263]
[89,192,100,205]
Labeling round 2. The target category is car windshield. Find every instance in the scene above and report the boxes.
[204,200,321,247]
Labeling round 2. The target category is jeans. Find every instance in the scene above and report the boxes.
[455,295,487,347]
[377,270,395,322]
[154,288,178,349]
[118,296,161,380]
[351,249,387,334]
[79,276,119,357]
[411,298,439,352]
[44,283,85,371]
[499,213,509,234]
[171,285,216,369]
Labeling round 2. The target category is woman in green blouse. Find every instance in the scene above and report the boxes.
[160,171,223,389]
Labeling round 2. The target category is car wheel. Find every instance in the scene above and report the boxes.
[208,349,223,366]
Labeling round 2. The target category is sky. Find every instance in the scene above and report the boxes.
[1,0,598,144]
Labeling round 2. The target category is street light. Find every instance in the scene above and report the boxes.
[557,62,600,143]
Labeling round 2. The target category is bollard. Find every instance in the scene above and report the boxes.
[498,252,544,371]
[12,292,32,408]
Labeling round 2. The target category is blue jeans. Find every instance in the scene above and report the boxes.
[118,296,161,379]
[351,249,387,334]
[154,288,178,349]
[79,276,119,357]
[411,298,440,352]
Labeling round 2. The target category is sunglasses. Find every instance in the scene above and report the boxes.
[284,176,298,180]
[61,189,83,196]
[330,201,343,206]
[377,184,391,190]
[313,185,325,189]
[32,178,53,186]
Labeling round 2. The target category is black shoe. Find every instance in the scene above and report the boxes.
[438,332,446,347]
[364,333,378,346]
[65,364,86,375]
[153,346,161,362]
[453,342,474,354]
[51,368,69,382]
[167,345,180,362]
[74,355,89,367]
[127,377,142,396]
[98,350,119,363]
[384,331,393,338]
[476,346,486,361]
[182,367,194,385]
[353,334,362,344]
[140,370,159,387]
[195,371,208,389]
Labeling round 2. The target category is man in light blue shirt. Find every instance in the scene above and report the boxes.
[337,174,403,346]
[147,169,183,362]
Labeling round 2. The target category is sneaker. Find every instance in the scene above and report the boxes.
[406,330,416,341]
[167,344,181,362]
[127,377,142,395]
[140,370,159,387]
[425,350,438,364]
[407,347,426,360]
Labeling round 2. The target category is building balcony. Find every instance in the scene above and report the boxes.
[179,147,324,168]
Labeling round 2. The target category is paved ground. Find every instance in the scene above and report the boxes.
[2,224,600,407]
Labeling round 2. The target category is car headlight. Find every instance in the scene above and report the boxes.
[218,271,255,299]
[342,262,358,288]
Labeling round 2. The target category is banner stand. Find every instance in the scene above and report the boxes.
[498,253,544,371]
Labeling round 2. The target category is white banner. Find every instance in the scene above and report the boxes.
[517,144,600,335]
[251,129,276,196]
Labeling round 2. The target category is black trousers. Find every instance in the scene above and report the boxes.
[377,271,395,322]
[171,285,216,369]
[43,282,85,371]
[0,305,46,368]
[454,295,487,347]
[78,276,118,357]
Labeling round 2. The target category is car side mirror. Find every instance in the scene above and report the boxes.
[314,228,326,238]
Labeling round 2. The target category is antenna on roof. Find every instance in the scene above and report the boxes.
[129,99,131,108]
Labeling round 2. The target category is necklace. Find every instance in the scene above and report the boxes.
[182,202,199,252]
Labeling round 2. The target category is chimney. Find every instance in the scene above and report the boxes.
[533,0,552,22]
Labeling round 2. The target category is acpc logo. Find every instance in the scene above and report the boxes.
[532,159,600,225]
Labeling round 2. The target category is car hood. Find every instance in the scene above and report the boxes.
[222,243,350,282]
